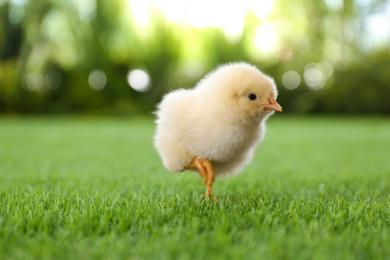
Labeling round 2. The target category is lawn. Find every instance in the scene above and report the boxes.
[1,116,390,259]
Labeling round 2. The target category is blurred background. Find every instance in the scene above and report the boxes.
[0,0,389,115]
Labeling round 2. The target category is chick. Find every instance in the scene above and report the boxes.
[154,62,282,198]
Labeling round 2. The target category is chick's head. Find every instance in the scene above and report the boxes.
[208,63,282,120]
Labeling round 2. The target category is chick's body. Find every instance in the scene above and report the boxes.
[154,62,281,196]
[155,89,263,177]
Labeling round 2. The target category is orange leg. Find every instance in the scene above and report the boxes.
[189,158,208,185]
[187,157,217,200]
[203,160,215,198]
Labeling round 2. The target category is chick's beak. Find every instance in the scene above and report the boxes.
[263,98,282,112]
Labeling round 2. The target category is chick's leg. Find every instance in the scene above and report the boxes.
[188,158,208,185]
[203,160,215,198]
[188,158,216,199]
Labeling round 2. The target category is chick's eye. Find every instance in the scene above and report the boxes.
[248,93,257,101]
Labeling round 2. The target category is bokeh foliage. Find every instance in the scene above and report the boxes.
[0,0,389,115]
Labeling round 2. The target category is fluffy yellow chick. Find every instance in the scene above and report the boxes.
[154,62,282,198]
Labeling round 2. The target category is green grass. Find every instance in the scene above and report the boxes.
[1,116,390,260]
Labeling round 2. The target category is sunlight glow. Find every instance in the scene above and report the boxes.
[23,71,63,92]
[366,14,390,43]
[127,0,152,28]
[323,39,342,63]
[127,0,275,46]
[320,61,334,79]
[8,4,25,24]
[184,60,204,78]
[254,23,278,53]
[187,0,210,29]
[127,69,151,92]
[253,0,273,19]
[88,70,107,91]
[156,0,186,23]
[220,2,246,44]
[304,63,325,91]
[23,73,44,92]
[78,0,96,21]
[323,0,343,11]
[282,70,301,90]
